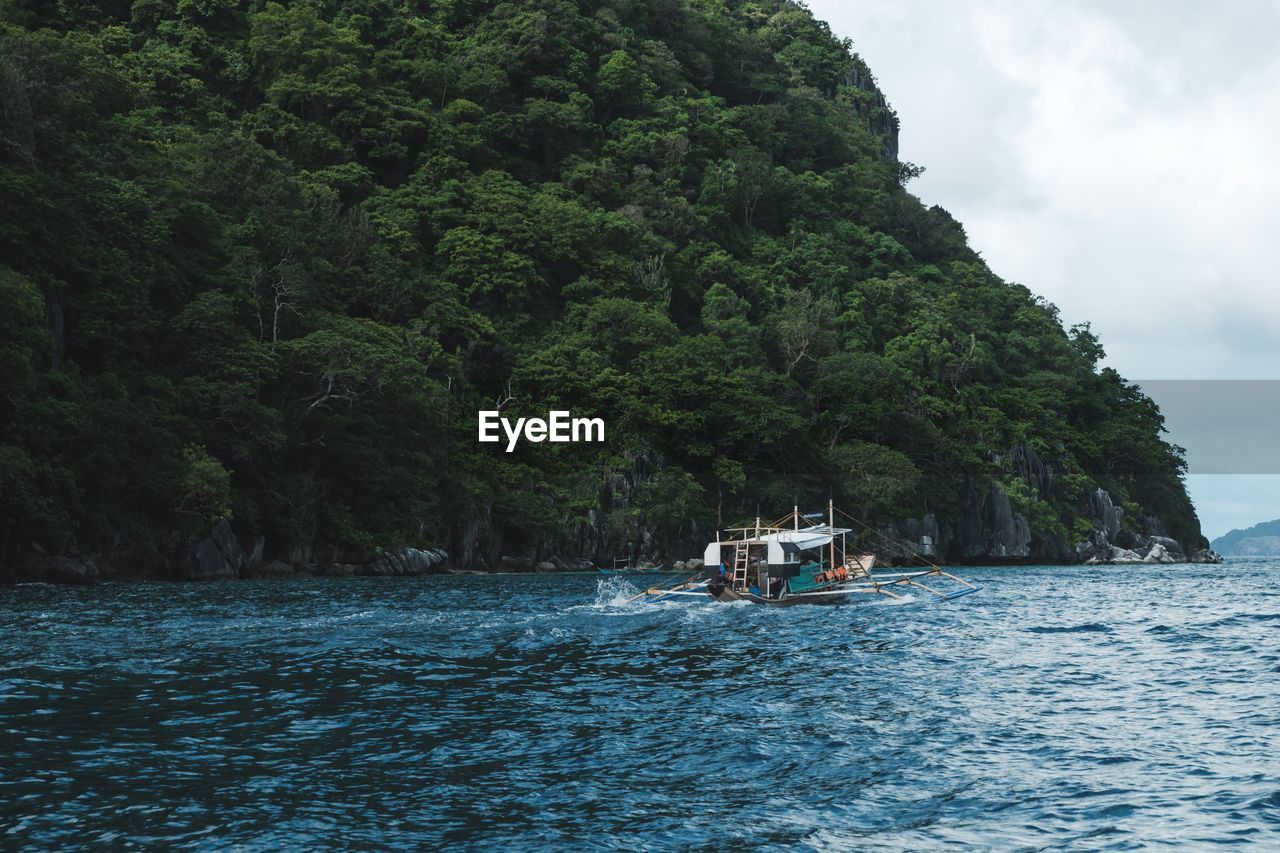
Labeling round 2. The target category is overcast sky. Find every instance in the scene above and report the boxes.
[806,0,1280,539]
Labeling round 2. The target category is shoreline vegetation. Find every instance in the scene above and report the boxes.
[0,1,1216,585]
[9,519,1219,587]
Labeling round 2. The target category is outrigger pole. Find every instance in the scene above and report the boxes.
[832,505,979,601]
[828,498,836,576]
[625,568,702,604]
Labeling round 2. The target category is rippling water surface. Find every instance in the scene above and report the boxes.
[2,561,1279,849]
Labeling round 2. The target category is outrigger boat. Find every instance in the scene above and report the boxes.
[638,501,979,606]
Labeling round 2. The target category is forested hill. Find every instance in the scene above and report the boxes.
[0,0,1209,580]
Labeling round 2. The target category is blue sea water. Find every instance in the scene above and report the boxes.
[1,561,1278,849]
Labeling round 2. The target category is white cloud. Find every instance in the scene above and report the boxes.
[813,0,1280,379]
[808,0,1280,531]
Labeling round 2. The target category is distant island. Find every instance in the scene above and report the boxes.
[1211,520,1280,556]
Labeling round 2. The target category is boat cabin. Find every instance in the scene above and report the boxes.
[640,502,978,606]
[702,517,871,599]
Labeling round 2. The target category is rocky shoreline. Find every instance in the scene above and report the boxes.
[5,449,1223,586]
[6,517,1220,587]
[862,459,1223,568]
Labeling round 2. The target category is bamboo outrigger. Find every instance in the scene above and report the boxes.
[637,501,979,606]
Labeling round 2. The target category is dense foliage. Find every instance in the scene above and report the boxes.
[0,0,1202,570]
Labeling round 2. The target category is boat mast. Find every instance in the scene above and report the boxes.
[754,516,761,591]
[793,505,798,531]
[828,498,835,571]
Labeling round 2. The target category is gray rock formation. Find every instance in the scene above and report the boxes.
[956,481,1031,560]
[1085,546,1142,565]
[1148,536,1186,562]
[249,560,297,578]
[1088,488,1124,542]
[372,548,448,576]
[246,536,265,575]
[871,514,943,566]
[1010,445,1054,501]
[173,519,243,581]
[890,514,941,557]
[16,554,99,584]
[1070,486,1213,566]
[287,542,313,566]
[1075,530,1112,564]
[1077,488,1142,565]
[841,62,899,161]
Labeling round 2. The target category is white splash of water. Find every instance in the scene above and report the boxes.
[592,576,642,608]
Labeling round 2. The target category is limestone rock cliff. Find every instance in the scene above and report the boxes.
[842,60,900,162]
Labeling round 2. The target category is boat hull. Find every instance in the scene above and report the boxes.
[709,586,849,606]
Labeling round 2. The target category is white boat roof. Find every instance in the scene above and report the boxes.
[721,525,851,550]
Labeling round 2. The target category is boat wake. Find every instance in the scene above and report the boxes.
[591,577,644,609]
[871,593,917,606]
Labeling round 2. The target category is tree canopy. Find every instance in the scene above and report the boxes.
[0,0,1203,569]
